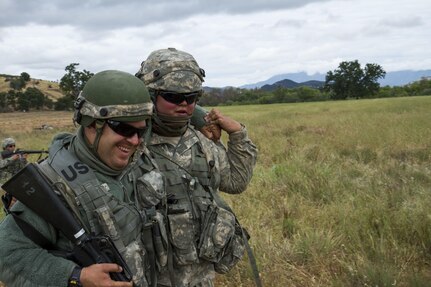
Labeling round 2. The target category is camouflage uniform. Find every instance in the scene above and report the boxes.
[0,70,161,287]
[0,138,27,184]
[0,156,27,184]
[137,48,258,287]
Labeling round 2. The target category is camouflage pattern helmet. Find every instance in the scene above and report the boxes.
[74,70,153,127]
[2,138,15,149]
[136,47,205,93]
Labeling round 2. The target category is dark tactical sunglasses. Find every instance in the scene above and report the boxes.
[106,120,146,138]
[158,90,200,105]
[6,145,15,148]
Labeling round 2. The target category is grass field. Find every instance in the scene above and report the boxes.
[1,96,431,286]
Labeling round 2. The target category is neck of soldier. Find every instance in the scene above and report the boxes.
[152,111,192,137]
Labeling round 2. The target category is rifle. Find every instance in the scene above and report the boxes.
[1,149,48,159]
[1,163,134,283]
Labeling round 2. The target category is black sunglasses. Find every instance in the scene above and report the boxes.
[6,145,15,148]
[106,120,146,138]
[158,91,200,105]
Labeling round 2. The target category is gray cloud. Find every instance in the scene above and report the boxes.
[380,16,423,28]
[0,0,330,29]
[1,0,430,87]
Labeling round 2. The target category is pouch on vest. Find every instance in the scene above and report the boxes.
[198,204,236,263]
[152,211,168,268]
[168,211,198,265]
[214,222,247,274]
[95,205,150,287]
[136,171,165,208]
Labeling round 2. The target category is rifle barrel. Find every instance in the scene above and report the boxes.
[1,150,48,159]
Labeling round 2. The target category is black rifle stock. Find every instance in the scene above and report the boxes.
[1,163,133,283]
[1,149,49,159]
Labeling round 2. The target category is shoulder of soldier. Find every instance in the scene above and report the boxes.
[51,132,74,145]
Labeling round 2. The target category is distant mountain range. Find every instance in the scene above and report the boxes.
[240,69,431,89]
[260,79,325,91]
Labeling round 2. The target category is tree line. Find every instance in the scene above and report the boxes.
[1,60,430,112]
[199,60,430,106]
[0,72,55,112]
[0,64,93,112]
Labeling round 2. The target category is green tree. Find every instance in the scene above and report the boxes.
[324,60,386,100]
[59,63,94,110]
[54,96,73,111]
[20,72,31,82]
[60,63,94,97]
[405,77,431,96]
[24,87,45,110]
[296,86,322,102]
[9,77,26,90]
[16,91,30,111]
[0,92,7,110]
[6,90,17,109]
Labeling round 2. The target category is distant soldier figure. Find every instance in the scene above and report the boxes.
[1,138,28,212]
[0,138,27,184]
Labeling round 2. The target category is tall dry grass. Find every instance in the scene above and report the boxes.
[215,97,431,286]
[1,97,431,286]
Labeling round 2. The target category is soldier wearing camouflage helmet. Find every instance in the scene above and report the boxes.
[136,48,258,287]
[0,137,27,184]
[0,70,165,287]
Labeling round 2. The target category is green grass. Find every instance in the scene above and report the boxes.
[215,96,431,286]
[1,96,431,286]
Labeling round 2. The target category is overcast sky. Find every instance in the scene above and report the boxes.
[0,0,429,87]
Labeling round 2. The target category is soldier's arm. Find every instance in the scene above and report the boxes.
[0,202,76,287]
[0,155,19,169]
[200,120,256,195]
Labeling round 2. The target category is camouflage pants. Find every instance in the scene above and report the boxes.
[157,277,214,287]
[157,262,215,287]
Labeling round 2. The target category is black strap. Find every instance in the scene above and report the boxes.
[142,221,157,287]
[10,211,55,250]
[242,230,263,287]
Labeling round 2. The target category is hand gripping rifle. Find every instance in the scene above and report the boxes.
[1,163,134,283]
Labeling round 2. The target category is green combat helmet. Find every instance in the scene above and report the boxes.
[74,70,153,127]
[136,47,205,93]
[73,70,153,153]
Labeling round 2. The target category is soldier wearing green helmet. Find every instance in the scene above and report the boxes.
[0,70,164,287]
[136,48,258,287]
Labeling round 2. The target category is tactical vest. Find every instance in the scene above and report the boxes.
[41,135,159,287]
[148,132,244,273]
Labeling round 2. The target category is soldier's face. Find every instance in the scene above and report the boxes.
[5,144,15,152]
[85,120,146,170]
[156,94,196,117]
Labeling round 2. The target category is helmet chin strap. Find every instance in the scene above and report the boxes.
[91,119,106,156]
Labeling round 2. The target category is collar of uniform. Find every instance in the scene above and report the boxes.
[149,128,199,153]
